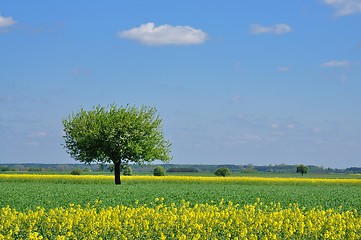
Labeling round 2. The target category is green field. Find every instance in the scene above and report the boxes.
[1,173,361,212]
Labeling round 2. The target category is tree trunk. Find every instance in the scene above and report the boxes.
[114,161,121,185]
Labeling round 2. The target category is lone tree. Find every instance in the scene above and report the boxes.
[62,104,172,185]
[214,167,231,177]
[296,164,308,176]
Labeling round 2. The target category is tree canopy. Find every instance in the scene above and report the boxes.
[62,104,172,184]
[214,167,231,177]
[153,166,165,176]
[296,164,308,176]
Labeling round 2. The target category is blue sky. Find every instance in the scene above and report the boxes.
[1,0,360,168]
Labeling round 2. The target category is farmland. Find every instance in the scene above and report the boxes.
[1,174,361,239]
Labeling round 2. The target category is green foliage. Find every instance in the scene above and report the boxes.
[62,104,172,184]
[28,167,43,172]
[0,166,11,172]
[296,165,309,176]
[240,164,257,173]
[107,164,114,173]
[214,167,231,177]
[153,166,165,176]
[70,168,82,175]
[122,165,132,176]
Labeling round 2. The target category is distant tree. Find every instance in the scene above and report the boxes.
[108,164,114,173]
[214,167,231,177]
[122,165,132,176]
[0,166,11,172]
[56,164,71,172]
[153,166,165,176]
[99,164,106,172]
[70,168,82,175]
[62,104,172,185]
[28,167,42,172]
[296,164,308,176]
[14,165,26,171]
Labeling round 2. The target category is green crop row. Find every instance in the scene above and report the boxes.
[1,175,361,211]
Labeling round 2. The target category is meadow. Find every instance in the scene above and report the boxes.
[1,173,361,239]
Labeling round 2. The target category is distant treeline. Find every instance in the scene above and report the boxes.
[0,164,95,172]
[1,163,360,174]
[167,167,199,173]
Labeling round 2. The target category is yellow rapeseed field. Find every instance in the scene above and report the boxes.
[1,199,361,239]
[2,173,361,184]
[2,174,361,239]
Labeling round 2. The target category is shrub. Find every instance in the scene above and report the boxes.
[153,166,165,176]
[70,168,82,175]
[122,165,132,176]
[214,167,231,177]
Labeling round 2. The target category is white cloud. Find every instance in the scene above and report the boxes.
[233,61,242,72]
[287,124,295,129]
[321,60,350,67]
[313,128,322,133]
[323,0,361,16]
[271,124,279,129]
[340,74,348,82]
[0,95,15,102]
[72,67,92,77]
[0,15,16,28]
[30,131,48,137]
[26,141,40,146]
[357,41,361,48]
[244,134,262,141]
[278,66,289,72]
[118,22,207,46]
[231,96,241,103]
[250,23,292,35]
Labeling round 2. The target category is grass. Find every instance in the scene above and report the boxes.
[1,174,361,211]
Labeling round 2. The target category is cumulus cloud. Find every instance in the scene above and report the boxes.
[0,15,16,28]
[250,23,292,35]
[321,60,350,67]
[118,22,208,46]
[322,0,361,16]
